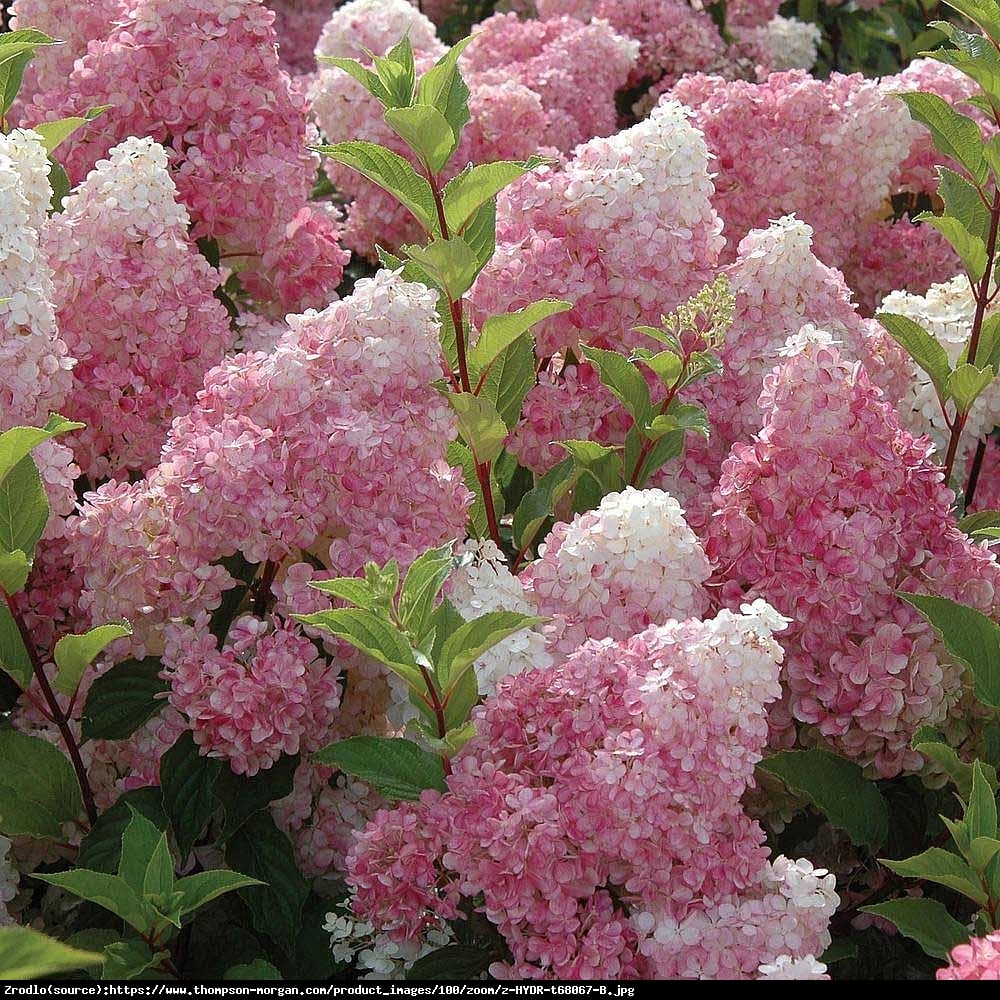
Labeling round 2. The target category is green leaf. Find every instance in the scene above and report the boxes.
[173,870,264,918]
[915,212,988,280]
[511,458,580,551]
[0,598,32,688]
[32,107,110,154]
[0,927,101,980]
[438,611,543,691]
[580,345,653,427]
[306,575,379,609]
[462,198,497,271]
[224,812,309,952]
[0,415,84,485]
[941,0,1000,47]
[958,508,1000,537]
[48,157,70,214]
[415,37,474,143]
[860,898,969,960]
[880,847,988,903]
[0,455,47,557]
[77,788,166,874]
[373,34,416,108]
[0,549,29,595]
[225,959,282,980]
[442,159,547,235]
[118,807,171,894]
[0,728,82,838]
[899,593,1000,709]
[633,348,682,387]
[384,105,455,173]
[967,760,999,842]
[967,835,1000,870]
[900,92,988,185]
[912,729,998,799]
[318,56,392,106]
[445,392,507,463]
[469,299,571,373]
[80,657,168,742]
[101,939,164,981]
[405,945,493,980]
[32,870,156,934]
[876,313,952,397]
[965,313,1000,371]
[938,166,991,243]
[312,141,439,236]
[558,440,623,495]
[399,542,456,640]
[480,329,535,428]
[404,237,480,299]
[647,403,711,440]
[160,732,222,862]
[53,622,132,696]
[214,752,299,843]
[757,748,890,849]
[947,362,996,413]
[313,736,447,801]
[294,608,424,692]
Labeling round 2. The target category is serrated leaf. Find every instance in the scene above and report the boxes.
[511,458,580,551]
[0,728,82,839]
[405,237,480,299]
[558,440,623,495]
[80,657,168,742]
[0,456,47,557]
[899,593,1000,708]
[312,141,439,236]
[295,608,424,692]
[901,92,988,185]
[470,299,570,375]
[0,927,101,981]
[958,509,1000,537]
[633,348,682,387]
[947,362,996,413]
[967,760,999,841]
[438,611,542,692]
[916,212,987,280]
[912,729,998,799]
[317,56,392,105]
[214,752,299,843]
[941,0,1000,39]
[118,807,170,894]
[880,847,987,903]
[399,542,456,640]
[416,37,474,143]
[306,576,378,608]
[964,313,1000,372]
[406,945,493,980]
[480,330,535,428]
[32,106,109,154]
[372,34,416,108]
[224,812,309,952]
[462,198,496,271]
[648,403,710,440]
[0,415,84,485]
[580,345,653,427]
[100,939,163,981]
[173,870,264,918]
[878,312,952,397]
[53,622,132,697]
[77,789,166,874]
[758,748,890,849]
[32,870,156,934]
[443,159,546,235]
[0,549,29,595]
[384,105,455,173]
[313,736,446,801]
[938,165,991,242]
[445,392,507,463]
[160,732,222,862]
[860,898,969,959]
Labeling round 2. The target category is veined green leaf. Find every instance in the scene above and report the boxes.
[0,549,29,596]
[0,729,82,839]
[399,542,456,640]
[306,576,379,609]
[445,392,507,463]
[0,598,33,687]
[53,622,132,696]
[442,158,547,234]
[900,91,988,185]
[384,104,455,173]
[0,414,83,485]
[438,611,542,691]
[580,345,653,427]
[469,299,570,374]
[860,898,969,960]
[415,37,475,144]
[32,870,157,935]
[947,362,996,413]
[916,211,987,280]
[0,456,47,558]
[317,56,392,105]
[511,458,579,551]
[877,312,953,397]
[312,736,446,801]
[404,237,480,299]
[0,927,101,981]
[32,106,110,154]
[880,847,988,904]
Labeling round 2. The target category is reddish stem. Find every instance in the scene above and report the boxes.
[4,592,98,827]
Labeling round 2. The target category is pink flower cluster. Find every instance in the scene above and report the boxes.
[267,0,341,74]
[46,137,235,480]
[24,0,347,314]
[704,333,1000,776]
[471,99,724,357]
[347,602,838,979]
[164,615,341,775]
[938,932,1000,980]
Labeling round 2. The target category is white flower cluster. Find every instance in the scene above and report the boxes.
[324,911,453,979]
[447,539,551,696]
[757,954,829,979]
[0,835,17,926]
[736,16,822,73]
[881,275,1000,455]
[314,0,442,63]
[59,137,190,236]
[523,487,712,657]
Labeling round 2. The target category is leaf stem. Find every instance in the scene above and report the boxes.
[4,592,98,827]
